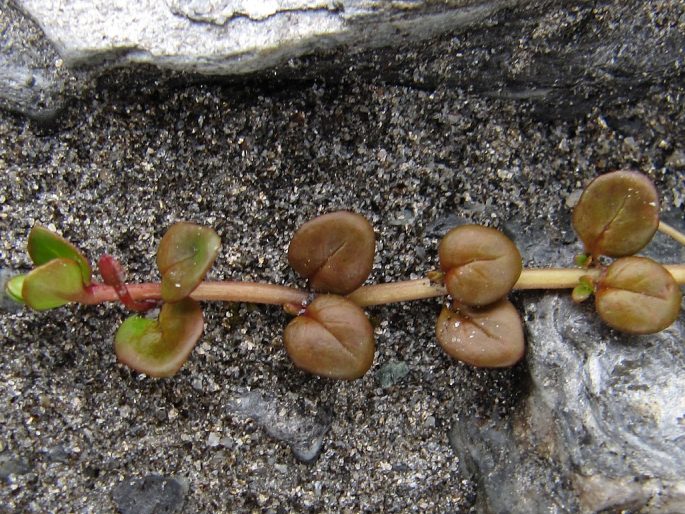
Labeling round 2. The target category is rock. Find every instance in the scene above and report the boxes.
[376,360,410,388]
[0,453,31,482]
[4,1,684,119]
[449,219,685,513]
[16,0,507,74]
[206,432,221,448]
[0,0,75,119]
[227,390,331,463]
[666,149,685,170]
[47,446,70,463]
[112,475,188,514]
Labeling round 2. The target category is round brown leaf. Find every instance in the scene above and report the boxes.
[435,299,525,368]
[572,170,659,258]
[438,224,522,306]
[288,211,375,295]
[596,256,681,334]
[284,295,375,380]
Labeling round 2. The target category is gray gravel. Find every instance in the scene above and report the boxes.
[1,27,684,514]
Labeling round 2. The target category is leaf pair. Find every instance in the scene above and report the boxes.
[572,171,681,334]
[115,223,220,377]
[435,224,525,368]
[284,211,376,380]
[7,222,221,377]
[7,226,93,310]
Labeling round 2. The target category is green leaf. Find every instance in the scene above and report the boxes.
[435,299,525,368]
[572,170,659,258]
[574,254,591,268]
[284,295,375,380]
[288,211,376,295]
[438,224,522,306]
[572,275,595,302]
[5,275,26,303]
[595,256,681,334]
[27,225,92,286]
[114,298,204,377]
[156,222,221,303]
[22,258,87,310]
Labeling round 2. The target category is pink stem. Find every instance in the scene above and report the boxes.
[97,255,159,312]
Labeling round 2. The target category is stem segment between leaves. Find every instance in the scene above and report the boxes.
[659,221,685,247]
[81,264,685,308]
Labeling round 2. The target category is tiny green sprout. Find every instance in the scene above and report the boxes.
[435,299,525,368]
[438,224,522,307]
[288,211,375,295]
[5,275,26,303]
[572,275,595,303]
[28,225,92,285]
[284,294,375,380]
[156,222,221,303]
[114,298,204,377]
[595,256,681,334]
[572,170,659,259]
[22,258,89,310]
[574,253,591,268]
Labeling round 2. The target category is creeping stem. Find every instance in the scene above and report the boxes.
[83,281,309,307]
[658,221,685,247]
[80,264,685,308]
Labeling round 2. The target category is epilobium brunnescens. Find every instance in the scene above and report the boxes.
[28,225,93,285]
[156,222,221,302]
[115,298,204,378]
[570,170,682,334]
[436,299,525,368]
[284,294,375,380]
[572,170,660,261]
[13,226,93,310]
[595,256,681,334]
[287,210,375,295]
[4,171,685,380]
[438,224,522,307]
[284,211,378,379]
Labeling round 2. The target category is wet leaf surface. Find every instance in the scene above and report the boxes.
[156,222,221,303]
[572,170,659,258]
[435,299,525,368]
[288,211,375,295]
[438,224,522,306]
[595,256,681,334]
[114,298,204,377]
[284,295,375,380]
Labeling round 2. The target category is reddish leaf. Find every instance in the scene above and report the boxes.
[156,222,221,303]
[284,295,375,379]
[436,299,525,368]
[288,211,375,295]
[439,224,522,306]
[595,256,681,334]
[114,298,204,377]
[572,170,659,258]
